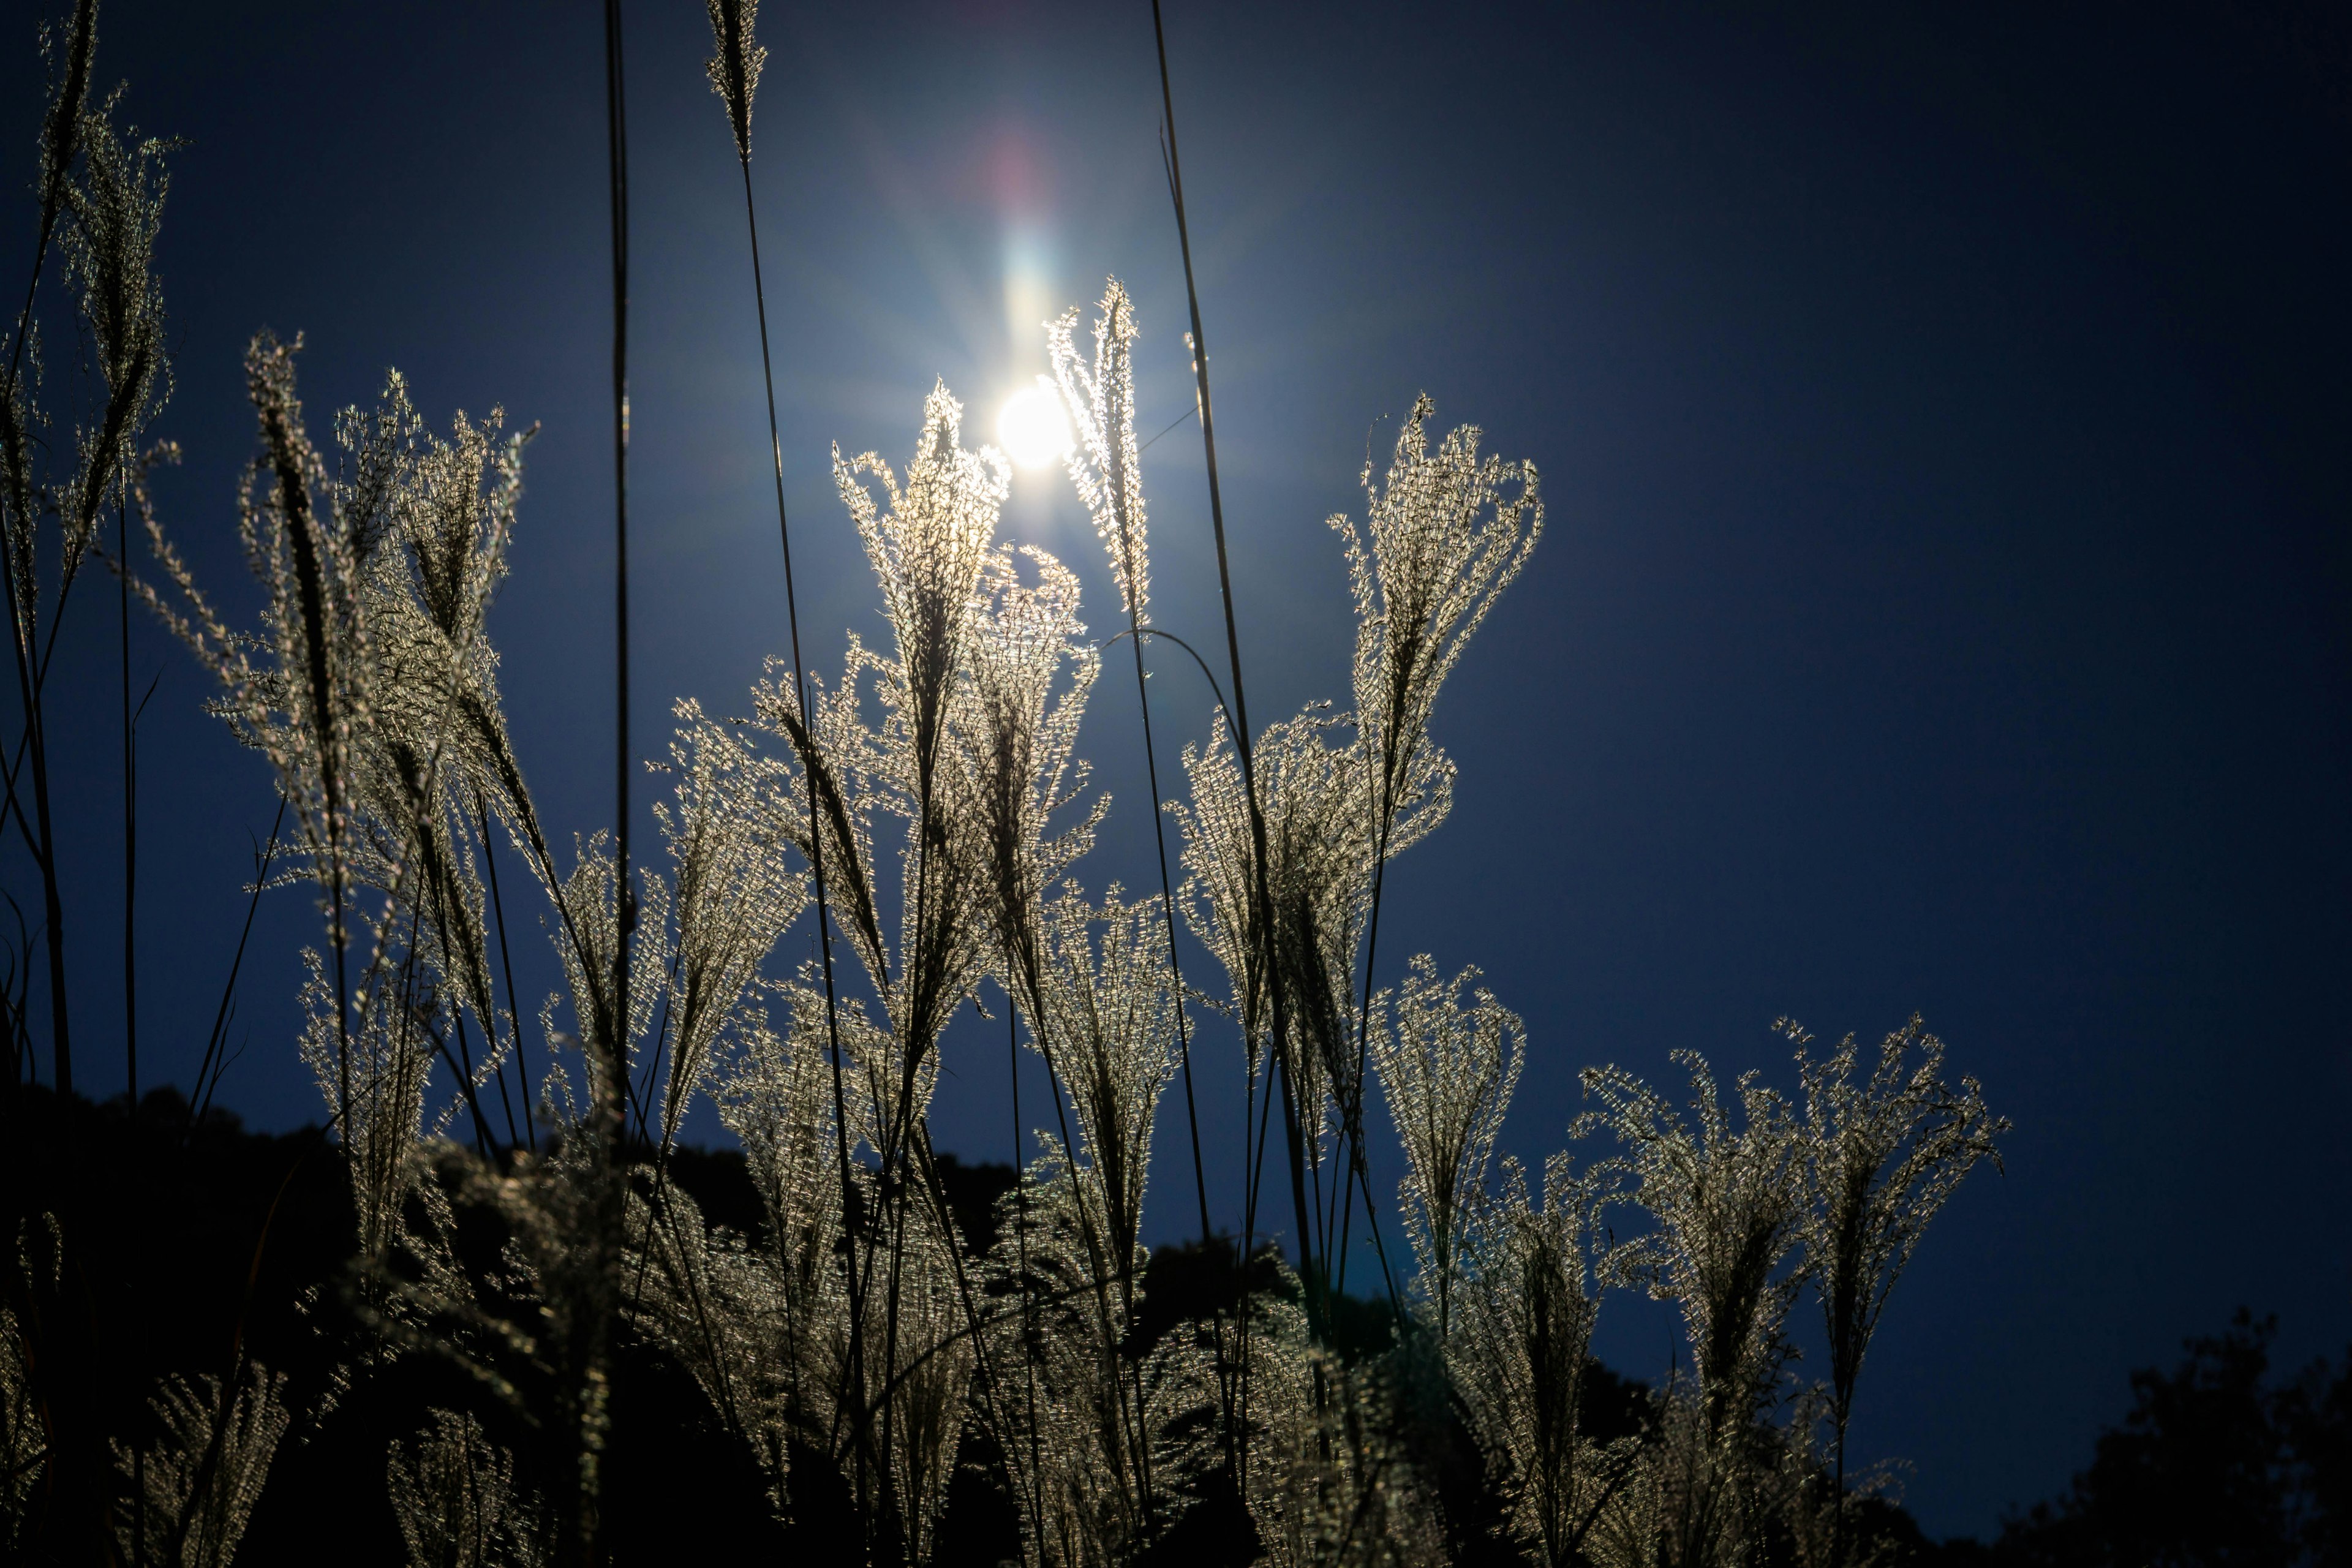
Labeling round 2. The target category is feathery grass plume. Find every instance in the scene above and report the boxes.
[1788,1015,2005,1530]
[1450,1153,1626,1568]
[986,1162,1221,1568]
[753,655,884,976]
[723,1002,850,1412]
[827,383,1008,1085]
[638,1001,853,1519]
[4,0,99,635]
[959,546,1102,997]
[1369,955,1523,1338]
[868,1207,974,1564]
[1330,396,1538,1269]
[1178,707,1399,1166]
[1336,396,1541,837]
[834,381,1006,822]
[819,388,1030,1544]
[27,3,97,257]
[737,1076,977,1556]
[703,0,766,164]
[1174,704,1379,1339]
[1246,1334,1444,1568]
[0,1218,59,1553]
[1045,276,1223,1260]
[1029,889,1180,1290]
[298,943,432,1257]
[343,386,534,1156]
[1582,1052,1803,1443]
[131,334,371,1128]
[551,834,672,1123]
[1747,1385,1902,1568]
[1583,1389,1744,1568]
[386,1409,546,1568]
[1046,281,1150,623]
[626,1165,807,1509]
[0,1311,36,1551]
[371,1137,627,1564]
[59,89,173,589]
[137,355,544,1192]
[1,4,156,1091]
[986,891,1193,1561]
[648,703,807,1148]
[751,612,963,1540]
[110,1364,290,1568]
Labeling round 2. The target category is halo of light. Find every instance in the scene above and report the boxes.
[998,384,1072,470]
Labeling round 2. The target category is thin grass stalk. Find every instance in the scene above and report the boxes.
[0,0,96,1096]
[118,485,135,1102]
[720,77,878,1551]
[1152,34,1336,1523]
[421,847,502,1159]
[1007,995,1045,1534]
[473,787,535,1151]
[603,0,634,1121]
[189,800,284,1131]
[1,892,29,1087]
[1328,791,1408,1311]
[0,21,97,1104]
[1110,622,1245,1458]
[1104,419,1215,1256]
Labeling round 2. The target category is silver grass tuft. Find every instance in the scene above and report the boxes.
[110,1364,290,1568]
[1245,1329,1442,1568]
[703,0,766,164]
[1046,281,1150,624]
[1583,1052,1804,1441]
[1334,394,1541,848]
[1370,954,1523,1338]
[1790,1014,2005,1528]
[59,89,173,592]
[985,1162,1221,1568]
[386,1409,545,1568]
[1449,1153,1627,1568]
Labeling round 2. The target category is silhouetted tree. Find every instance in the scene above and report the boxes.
[1987,1313,2349,1568]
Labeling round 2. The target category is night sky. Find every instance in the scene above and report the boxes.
[2,0,2346,1540]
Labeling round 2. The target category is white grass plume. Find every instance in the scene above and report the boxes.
[1046,280,1150,624]
[1369,954,1523,1338]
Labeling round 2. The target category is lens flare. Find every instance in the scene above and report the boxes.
[998,383,1072,470]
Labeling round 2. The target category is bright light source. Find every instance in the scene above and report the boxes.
[998,384,1072,470]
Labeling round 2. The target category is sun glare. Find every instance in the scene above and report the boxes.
[998,383,1073,470]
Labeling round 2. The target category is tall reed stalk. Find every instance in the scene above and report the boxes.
[1150,0,1321,1338]
[119,487,132,1102]
[1,0,97,1096]
[603,0,633,1109]
[698,0,881,1542]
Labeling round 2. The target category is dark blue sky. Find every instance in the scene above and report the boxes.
[3,0,2345,1540]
